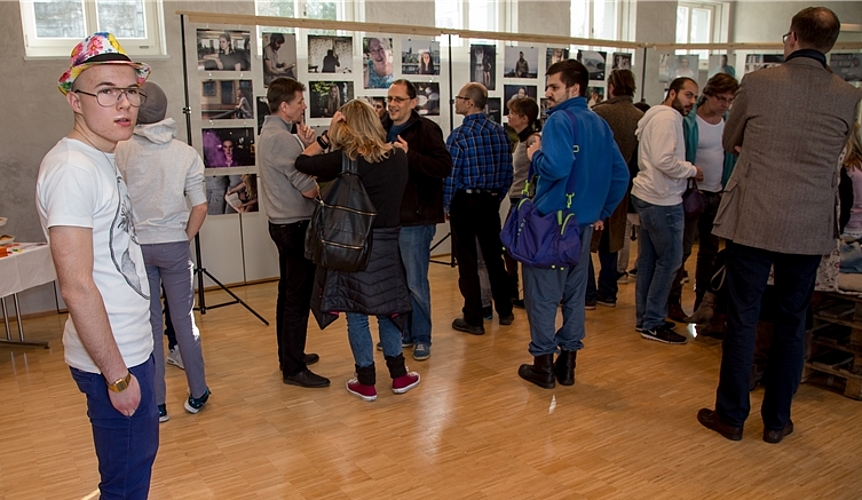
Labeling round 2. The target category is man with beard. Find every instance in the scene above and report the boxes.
[631,77,703,345]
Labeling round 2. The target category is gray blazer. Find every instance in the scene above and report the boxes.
[713,56,862,255]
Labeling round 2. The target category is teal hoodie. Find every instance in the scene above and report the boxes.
[682,103,738,188]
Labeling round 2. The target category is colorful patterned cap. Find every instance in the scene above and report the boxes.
[57,32,151,95]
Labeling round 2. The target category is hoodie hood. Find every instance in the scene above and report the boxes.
[636,105,680,141]
[133,117,178,145]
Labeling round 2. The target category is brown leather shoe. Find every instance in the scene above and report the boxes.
[763,420,794,444]
[697,408,743,441]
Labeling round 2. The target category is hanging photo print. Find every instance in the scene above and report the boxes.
[363,36,395,89]
[504,47,538,79]
[197,29,251,72]
[200,80,253,121]
[744,54,784,74]
[262,32,297,86]
[308,35,353,74]
[578,50,607,81]
[829,54,862,82]
[413,82,440,116]
[471,44,496,90]
[402,39,440,75]
[708,54,737,78]
[612,53,632,70]
[309,81,354,118]
[503,85,538,114]
[546,48,569,68]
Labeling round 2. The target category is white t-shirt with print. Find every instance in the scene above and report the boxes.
[36,138,152,373]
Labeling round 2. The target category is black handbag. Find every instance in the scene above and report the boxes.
[305,153,377,272]
[682,179,705,219]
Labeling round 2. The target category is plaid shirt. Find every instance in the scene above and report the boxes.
[444,113,513,212]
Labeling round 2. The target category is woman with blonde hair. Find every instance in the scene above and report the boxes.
[296,99,416,402]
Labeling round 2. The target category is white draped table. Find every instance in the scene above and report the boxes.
[0,243,56,348]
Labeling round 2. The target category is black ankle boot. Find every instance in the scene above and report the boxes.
[384,353,407,379]
[518,354,555,389]
[554,349,577,386]
[355,363,376,386]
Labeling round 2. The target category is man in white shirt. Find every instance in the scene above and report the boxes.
[630,77,703,345]
[36,32,158,499]
[668,73,739,323]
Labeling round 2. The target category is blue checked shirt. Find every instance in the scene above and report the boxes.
[444,113,513,212]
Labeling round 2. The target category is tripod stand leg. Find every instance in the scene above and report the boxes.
[199,269,270,326]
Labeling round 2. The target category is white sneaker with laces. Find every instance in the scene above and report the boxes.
[167,347,184,370]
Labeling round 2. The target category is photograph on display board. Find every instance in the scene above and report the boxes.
[483,97,502,124]
[546,48,569,68]
[578,50,607,81]
[612,53,632,70]
[201,128,255,169]
[205,173,259,215]
[309,81,354,118]
[262,32,297,86]
[830,54,862,82]
[201,80,253,121]
[257,96,270,134]
[308,35,353,74]
[504,47,538,79]
[540,98,550,121]
[401,39,440,75]
[658,54,699,82]
[708,54,737,78]
[197,29,251,72]
[503,85,538,115]
[587,86,605,109]
[363,96,387,120]
[413,82,440,116]
[744,54,784,73]
[363,36,394,89]
[471,44,496,90]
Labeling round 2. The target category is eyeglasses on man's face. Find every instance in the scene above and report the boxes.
[782,32,793,44]
[455,95,469,101]
[386,96,411,103]
[74,87,147,108]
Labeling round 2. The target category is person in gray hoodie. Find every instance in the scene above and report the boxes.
[116,81,210,423]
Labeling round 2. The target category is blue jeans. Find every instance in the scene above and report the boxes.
[398,224,436,345]
[632,196,684,330]
[70,356,159,500]
[346,312,404,368]
[522,225,593,356]
[715,242,821,430]
[142,242,208,404]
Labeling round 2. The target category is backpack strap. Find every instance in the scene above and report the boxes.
[341,152,358,174]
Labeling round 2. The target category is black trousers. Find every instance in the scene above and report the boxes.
[715,241,821,430]
[269,220,316,375]
[449,191,513,326]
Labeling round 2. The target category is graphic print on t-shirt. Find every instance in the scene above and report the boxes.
[111,173,148,300]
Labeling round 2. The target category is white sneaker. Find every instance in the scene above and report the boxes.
[167,347,185,370]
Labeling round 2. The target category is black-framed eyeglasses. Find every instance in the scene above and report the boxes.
[455,95,469,101]
[74,87,147,108]
[386,96,411,103]
[782,32,793,43]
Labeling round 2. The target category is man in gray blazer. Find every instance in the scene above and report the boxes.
[698,6,862,445]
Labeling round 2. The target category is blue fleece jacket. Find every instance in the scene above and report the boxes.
[683,103,738,188]
[530,96,629,226]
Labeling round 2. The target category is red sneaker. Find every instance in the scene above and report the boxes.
[392,372,420,394]
[346,378,377,401]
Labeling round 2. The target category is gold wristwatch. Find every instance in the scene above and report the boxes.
[107,372,132,393]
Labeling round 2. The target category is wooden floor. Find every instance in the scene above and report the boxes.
[2,254,862,500]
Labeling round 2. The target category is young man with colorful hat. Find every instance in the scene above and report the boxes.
[36,32,158,499]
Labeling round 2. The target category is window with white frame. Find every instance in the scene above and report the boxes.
[256,0,356,39]
[676,1,728,66]
[19,0,165,57]
[436,0,503,46]
[571,0,626,41]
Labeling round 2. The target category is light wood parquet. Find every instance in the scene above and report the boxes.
[2,252,862,500]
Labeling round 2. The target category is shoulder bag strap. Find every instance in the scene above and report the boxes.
[561,109,580,210]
